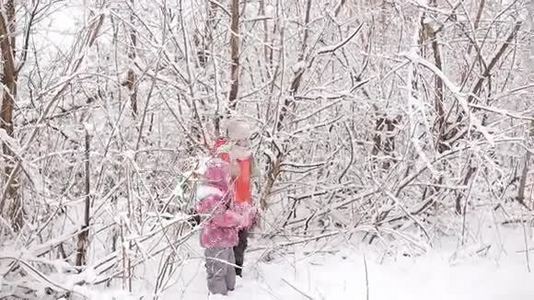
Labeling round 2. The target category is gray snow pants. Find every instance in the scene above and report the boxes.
[204,247,236,295]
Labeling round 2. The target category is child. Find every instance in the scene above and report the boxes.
[196,158,243,296]
[214,119,257,277]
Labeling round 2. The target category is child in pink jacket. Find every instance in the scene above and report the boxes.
[196,158,243,295]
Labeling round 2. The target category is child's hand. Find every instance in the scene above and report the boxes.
[234,203,258,230]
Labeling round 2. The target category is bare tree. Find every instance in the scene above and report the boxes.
[0,0,21,230]
[228,0,241,111]
[125,0,138,116]
[76,129,91,266]
[517,0,534,208]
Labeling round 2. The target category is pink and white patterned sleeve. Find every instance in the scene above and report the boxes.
[211,209,243,228]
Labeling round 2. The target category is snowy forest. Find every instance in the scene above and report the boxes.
[0,0,533,299]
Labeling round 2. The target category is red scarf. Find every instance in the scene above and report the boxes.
[213,138,252,204]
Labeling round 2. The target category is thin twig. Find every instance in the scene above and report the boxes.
[363,254,369,300]
[317,22,364,54]
[281,278,315,300]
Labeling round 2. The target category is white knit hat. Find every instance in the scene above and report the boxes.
[225,119,250,141]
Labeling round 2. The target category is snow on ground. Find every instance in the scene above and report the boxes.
[88,223,534,300]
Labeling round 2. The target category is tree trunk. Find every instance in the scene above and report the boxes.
[76,130,91,266]
[517,148,531,208]
[422,0,446,153]
[228,0,240,111]
[456,165,476,215]
[198,0,217,68]
[516,0,534,208]
[0,0,21,230]
[371,116,399,170]
[126,0,138,116]
[277,0,312,132]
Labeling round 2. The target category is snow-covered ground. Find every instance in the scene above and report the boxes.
[85,223,534,300]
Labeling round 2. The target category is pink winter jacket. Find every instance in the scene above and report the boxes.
[196,157,256,248]
[196,192,242,248]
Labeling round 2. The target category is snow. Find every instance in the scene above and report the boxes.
[83,225,534,300]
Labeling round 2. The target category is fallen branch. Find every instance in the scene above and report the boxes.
[0,256,82,296]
